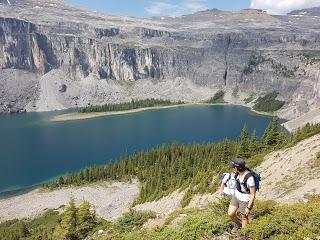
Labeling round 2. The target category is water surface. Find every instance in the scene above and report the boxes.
[0,105,277,193]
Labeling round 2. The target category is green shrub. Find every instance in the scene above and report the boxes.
[180,189,193,208]
[114,210,157,233]
[240,197,320,239]
[251,200,277,219]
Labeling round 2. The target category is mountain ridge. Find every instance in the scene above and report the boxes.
[288,6,320,16]
[0,0,319,123]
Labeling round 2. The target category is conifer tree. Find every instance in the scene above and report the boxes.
[248,129,258,155]
[59,198,78,240]
[262,117,279,147]
[238,124,250,158]
[277,127,287,146]
[77,201,96,239]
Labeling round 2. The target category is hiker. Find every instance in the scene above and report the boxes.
[219,163,237,197]
[227,159,256,232]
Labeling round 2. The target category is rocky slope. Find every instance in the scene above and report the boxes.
[0,0,320,119]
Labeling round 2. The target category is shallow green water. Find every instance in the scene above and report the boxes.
[0,105,277,193]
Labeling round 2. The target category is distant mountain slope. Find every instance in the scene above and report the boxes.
[0,0,320,120]
[289,7,320,16]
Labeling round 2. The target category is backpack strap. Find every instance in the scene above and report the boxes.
[224,173,231,187]
[243,172,254,193]
[236,172,253,194]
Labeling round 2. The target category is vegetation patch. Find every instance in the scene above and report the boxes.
[205,90,225,104]
[114,210,156,233]
[0,199,108,240]
[243,55,266,75]
[301,50,320,63]
[253,91,285,112]
[269,59,295,78]
[2,196,320,240]
[79,98,185,113]
[244,92,256,104]
[243,55,295,78]
[240,196,320,239]
[180,189,193,208]
[232,86,240,98]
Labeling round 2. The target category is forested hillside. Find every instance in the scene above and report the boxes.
[45,119,320,206]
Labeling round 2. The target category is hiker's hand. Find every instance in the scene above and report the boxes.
[244,207,250,216]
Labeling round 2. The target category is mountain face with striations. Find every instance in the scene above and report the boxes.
[0,0,320,119]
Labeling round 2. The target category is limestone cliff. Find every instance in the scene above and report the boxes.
[0,0,319,119]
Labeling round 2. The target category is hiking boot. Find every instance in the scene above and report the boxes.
[231,223,241,233]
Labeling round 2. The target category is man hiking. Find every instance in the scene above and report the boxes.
[227,159,256,233]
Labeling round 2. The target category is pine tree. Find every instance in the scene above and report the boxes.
[238,124,250,158]
[59,198,78,240]
[277,127,287,146]
[262,117,279,147]
[248,129,258,156]
[77,201,96,239]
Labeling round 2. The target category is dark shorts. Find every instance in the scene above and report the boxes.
[230,195,249,214]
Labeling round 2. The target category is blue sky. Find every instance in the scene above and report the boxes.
[64,0,251,18]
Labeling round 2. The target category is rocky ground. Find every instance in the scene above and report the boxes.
[0,181,139,222]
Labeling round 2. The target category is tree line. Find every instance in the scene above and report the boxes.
[79,98,185,113]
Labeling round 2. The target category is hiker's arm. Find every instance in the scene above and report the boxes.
[245,186,256,216]
[219,182,224,195]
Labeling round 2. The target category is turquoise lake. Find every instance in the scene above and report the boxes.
[0,105,279,193]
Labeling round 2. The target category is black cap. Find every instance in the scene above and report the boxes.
[231,159,246,168]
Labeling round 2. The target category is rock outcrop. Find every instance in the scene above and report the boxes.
[0,0,320,119]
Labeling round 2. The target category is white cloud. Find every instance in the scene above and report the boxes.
[183,0,208,12]
[145,0,208,16]
[145,2,177,15]
[250,0,320,15]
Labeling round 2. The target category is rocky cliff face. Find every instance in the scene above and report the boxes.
[0,0,319,118]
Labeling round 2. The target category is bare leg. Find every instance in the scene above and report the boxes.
[228,205,241,226]
[242,214,249,228]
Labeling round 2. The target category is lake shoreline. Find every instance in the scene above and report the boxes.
[48,102,277,122]
[0,103,282,199]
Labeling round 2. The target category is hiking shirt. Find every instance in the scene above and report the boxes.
[235,171,255,202]
[222,173,236,195]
